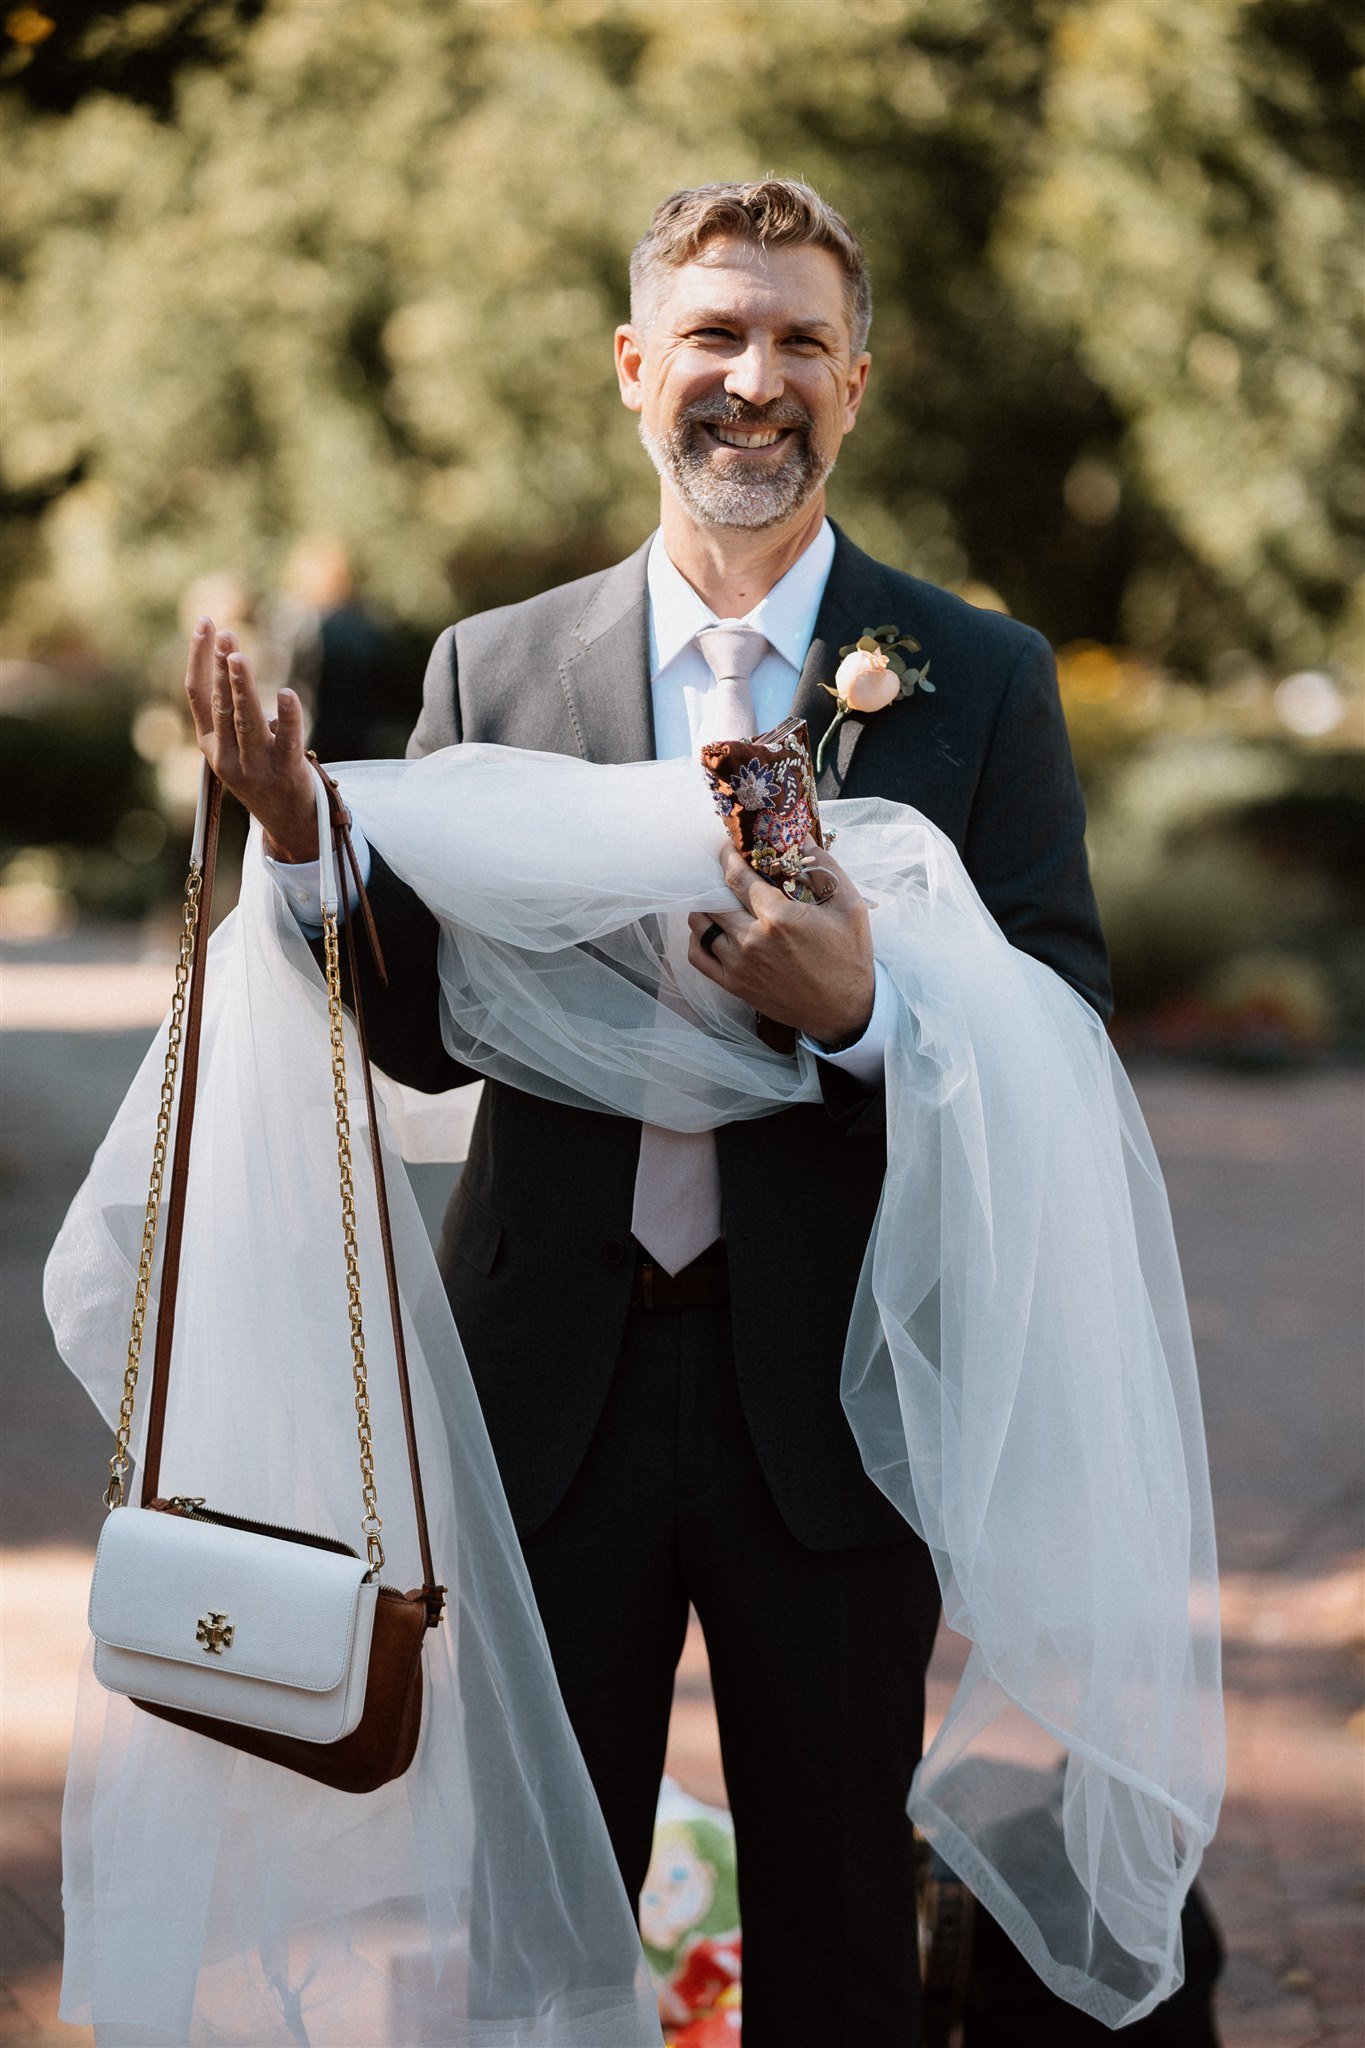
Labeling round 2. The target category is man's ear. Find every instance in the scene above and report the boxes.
[842,352,871,434]
[614,325,645,413]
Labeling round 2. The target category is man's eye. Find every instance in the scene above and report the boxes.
[691,328,735,341]
[788,335,824,350]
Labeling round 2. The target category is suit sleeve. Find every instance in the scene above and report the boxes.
[405,625,461,760]
[327,627,484,1094]
[964,629,1112,1022]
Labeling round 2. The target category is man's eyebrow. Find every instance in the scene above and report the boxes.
[676,308,842,337]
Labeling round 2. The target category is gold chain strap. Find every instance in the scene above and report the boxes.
[105,861,202,1509]
[323,905,385,1574]
[106,826,386,1577]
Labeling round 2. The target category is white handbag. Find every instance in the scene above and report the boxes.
[91,1505,379,1743]
[87,761,444,1791]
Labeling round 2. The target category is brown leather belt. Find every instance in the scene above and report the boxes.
[629,1244,730,1310]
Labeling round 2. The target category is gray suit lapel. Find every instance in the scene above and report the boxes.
[792,523,900,799]
[558,537,655,764]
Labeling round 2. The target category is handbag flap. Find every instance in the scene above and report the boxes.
[90,1506,371,1693]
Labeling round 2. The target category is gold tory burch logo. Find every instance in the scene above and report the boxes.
[196,1611,234,1655]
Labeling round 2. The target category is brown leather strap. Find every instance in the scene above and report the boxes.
[139,766,444,1625]
[139,773,222,1502]
[335,805,388,991]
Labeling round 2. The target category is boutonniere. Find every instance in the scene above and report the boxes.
[814,624,934,774]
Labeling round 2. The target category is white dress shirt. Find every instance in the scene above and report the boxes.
[267,519,892,1080]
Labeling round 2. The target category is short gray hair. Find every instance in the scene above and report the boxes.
[629,179,872,354]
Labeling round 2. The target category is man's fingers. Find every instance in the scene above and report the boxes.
[686,909,742,944]
[183,617,216,740]
[272,686,307,763]
[211,631,239,750]
[802,859,840,906]
[720,843,780,918]
[687,927,727,985]
[802,835,854,896]
[226,649,270,767]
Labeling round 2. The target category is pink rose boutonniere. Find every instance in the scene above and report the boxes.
[815,623,933,774]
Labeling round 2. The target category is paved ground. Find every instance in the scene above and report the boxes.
[2,939,1361,2046]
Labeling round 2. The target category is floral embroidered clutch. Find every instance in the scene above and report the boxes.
[700,715,827,903]
[700,716,827,1054]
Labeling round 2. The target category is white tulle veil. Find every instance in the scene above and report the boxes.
[46,744,1223,2039]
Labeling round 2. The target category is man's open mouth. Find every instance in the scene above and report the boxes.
[698,422,799,452]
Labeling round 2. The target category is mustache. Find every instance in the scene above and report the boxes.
[679,396,812,435]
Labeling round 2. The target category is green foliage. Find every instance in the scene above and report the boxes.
[1,0,1361,681]
[999,0,1365,671]
[2,2,267,120]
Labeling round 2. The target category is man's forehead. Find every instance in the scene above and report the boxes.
[659,238,850,325]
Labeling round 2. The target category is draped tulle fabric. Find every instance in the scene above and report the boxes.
[46,745,1223,2038]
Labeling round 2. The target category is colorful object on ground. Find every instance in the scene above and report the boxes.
[645,1780,742,2044]
[671,1993,743,2045]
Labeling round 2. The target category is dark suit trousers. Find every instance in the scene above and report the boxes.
[519,1295,943,2047]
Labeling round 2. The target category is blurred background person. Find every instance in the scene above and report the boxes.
[276,534,407,763]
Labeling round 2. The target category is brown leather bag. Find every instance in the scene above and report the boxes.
[107,762,445,1795]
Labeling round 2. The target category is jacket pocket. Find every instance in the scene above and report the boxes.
[440,1179,503,1277]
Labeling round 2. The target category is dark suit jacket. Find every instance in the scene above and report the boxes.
[349,524,1110,1550]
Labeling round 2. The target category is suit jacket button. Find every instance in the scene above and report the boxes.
[601,1236,629,1267]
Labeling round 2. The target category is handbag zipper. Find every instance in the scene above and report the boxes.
[162,1497,400,1592]
[165,1497,353,1552]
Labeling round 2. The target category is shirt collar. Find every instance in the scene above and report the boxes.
[646,518,835,676]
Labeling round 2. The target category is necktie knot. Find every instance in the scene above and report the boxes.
[695,622,768,744]
[696,622,769,689]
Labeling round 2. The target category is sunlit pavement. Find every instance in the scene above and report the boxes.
[3,939,1361,2047]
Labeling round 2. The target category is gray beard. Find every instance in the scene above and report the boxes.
[637,415,835,531]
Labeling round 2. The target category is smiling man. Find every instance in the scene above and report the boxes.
[187,179,1110,2044]
[624,215,862,542]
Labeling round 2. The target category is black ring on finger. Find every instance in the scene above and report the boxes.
[699,921,724,957]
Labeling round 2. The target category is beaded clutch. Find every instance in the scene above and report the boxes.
[699,715,828,904]
[700,717,830,1053]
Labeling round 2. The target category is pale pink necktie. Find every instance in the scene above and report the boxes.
[631,624,770,1275]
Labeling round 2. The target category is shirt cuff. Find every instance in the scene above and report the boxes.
[799,959,893,1087]
[264,827,373,936]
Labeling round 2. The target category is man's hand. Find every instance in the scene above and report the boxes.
[686,841,876,1046]
[183,617,319,861]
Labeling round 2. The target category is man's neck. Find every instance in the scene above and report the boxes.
[658,493,828,617]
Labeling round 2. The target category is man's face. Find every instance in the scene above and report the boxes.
[615,236,870,531]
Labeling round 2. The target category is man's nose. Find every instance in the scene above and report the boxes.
[724,341,784,409]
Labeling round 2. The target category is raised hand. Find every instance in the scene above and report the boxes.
[685,838,876,1046]
[183,618,319,861]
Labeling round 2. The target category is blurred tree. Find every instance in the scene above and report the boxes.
[1,0,1360,680]
[998,0,1365,671]
[1,1,265,118]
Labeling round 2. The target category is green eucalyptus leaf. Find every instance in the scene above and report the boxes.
[856,634,879,652]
